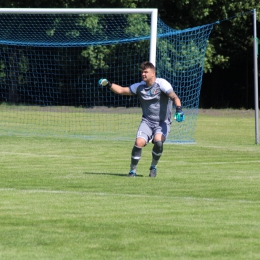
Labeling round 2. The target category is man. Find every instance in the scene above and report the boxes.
[99,61,184,177]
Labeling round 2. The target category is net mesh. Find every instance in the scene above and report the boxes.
[0,12,213,142]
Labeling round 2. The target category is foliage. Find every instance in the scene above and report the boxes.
[204,41,230,73]
[125,14,151,37]
[0,60,6,79]
[81,45,112,71]
[156,0,259,73]
[0,0,259,108]
[1,0,259,74]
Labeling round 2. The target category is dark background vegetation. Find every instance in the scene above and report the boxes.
[0,0,259,109]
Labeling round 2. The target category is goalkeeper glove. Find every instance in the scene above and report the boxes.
[174,106,185,122]
[98,78,112,88]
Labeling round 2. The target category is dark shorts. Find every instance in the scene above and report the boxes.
[136,119,171,144]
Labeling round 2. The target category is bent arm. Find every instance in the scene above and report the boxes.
[110,83,132,95]
[168,90,181,107]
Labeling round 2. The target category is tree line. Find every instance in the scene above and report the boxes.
[1,0,259,108]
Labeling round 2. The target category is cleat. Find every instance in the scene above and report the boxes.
[149,166,157,177]
[128,170,136,177]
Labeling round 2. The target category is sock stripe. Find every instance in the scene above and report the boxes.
[152,150,162,156]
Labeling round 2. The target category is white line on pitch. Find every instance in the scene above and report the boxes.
[0,188,260,204]
[1,151,260,165]
[0,151,86,159]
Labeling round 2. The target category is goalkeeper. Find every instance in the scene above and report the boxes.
[99,61,184,177]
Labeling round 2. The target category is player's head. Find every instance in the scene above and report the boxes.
[141,61,156,84]
[141,61,156,72]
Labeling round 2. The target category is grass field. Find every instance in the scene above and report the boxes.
[1,109,260,259]
[0,103,197,142]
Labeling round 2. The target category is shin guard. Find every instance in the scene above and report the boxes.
[130,145,142,170]
[152,141,163,162]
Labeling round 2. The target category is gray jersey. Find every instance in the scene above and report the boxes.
[130,78,174,124]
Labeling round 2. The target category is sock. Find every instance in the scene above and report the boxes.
[130,145,142,171]
[151,141,163,167]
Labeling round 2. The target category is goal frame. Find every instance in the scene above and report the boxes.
[0,8,158,66]
[0,7,213,143]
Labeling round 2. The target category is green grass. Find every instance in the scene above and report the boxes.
[1,109,260,259]
[0,103,197,142]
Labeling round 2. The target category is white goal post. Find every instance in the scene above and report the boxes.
[0,8,158,66]
[253,9,259,144]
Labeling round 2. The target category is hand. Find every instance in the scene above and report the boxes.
[98,78,112,88]
[174,106,185,122]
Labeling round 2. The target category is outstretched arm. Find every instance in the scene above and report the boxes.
[110,83,132,95]
[99,78,132,95]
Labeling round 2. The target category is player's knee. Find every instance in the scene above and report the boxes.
[153,133,166,143]
[135,138,146,147]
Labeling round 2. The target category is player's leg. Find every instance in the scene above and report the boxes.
[129,139,145,177]
[129,121,152,177]
[149,122,170,177]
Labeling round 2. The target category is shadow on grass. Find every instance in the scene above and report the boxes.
[83,172,144,177]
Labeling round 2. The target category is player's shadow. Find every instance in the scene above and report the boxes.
[83,172,143,177]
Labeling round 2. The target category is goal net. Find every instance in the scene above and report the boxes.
[0,9,213,142]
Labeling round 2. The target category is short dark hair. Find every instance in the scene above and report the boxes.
[141,61,156,71]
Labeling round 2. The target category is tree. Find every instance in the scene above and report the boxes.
[154,0,259,108]
[3,0,259,75]
[1,0,259,108]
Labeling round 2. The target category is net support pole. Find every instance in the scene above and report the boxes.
[253,9,259,144]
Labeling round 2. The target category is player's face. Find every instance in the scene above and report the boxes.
[141,68,155,84]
